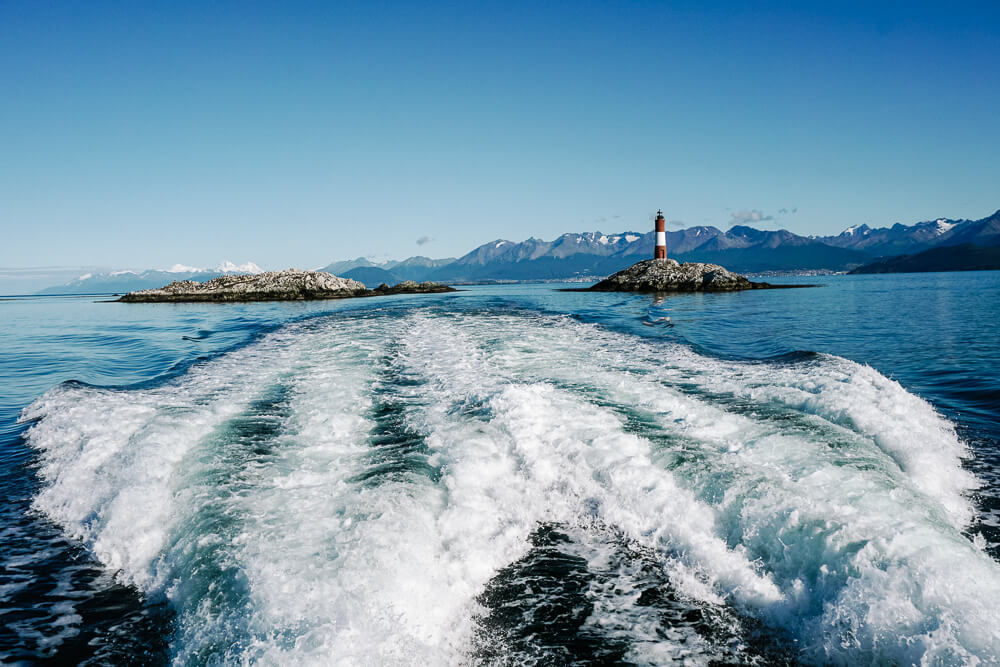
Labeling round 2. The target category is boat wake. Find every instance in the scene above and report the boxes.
[21,309,1000,664]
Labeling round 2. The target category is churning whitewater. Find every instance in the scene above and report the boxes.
[21,308,1000,664]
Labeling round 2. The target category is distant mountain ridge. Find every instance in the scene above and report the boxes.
[850,244,1000,274]
[817,210,1000,255]
[318,256,456,282]
[37,210,1000,293]
[340,266,403,288]
[421,228,872,281]
[417,209,999,281]
[37,261,263,295]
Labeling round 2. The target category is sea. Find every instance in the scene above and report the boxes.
[1,271,998,665]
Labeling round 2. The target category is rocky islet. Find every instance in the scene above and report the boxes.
[118,270,454,302]
[587,258,808,292]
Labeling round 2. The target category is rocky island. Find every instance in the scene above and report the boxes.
[370,280,456,295]
[117,270,454,302]
[588,259,810,292]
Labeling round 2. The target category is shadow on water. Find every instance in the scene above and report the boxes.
[0,415,172,665]
[473,523,801,666]
[351,343,442,486]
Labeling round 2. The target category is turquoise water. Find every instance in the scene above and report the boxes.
[1,272,998,664]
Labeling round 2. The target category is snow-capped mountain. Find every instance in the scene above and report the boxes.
[37,261,264,295]
[818,210,1000,256]
[419,210,1000,280]
[42,210,999,294]
[165,263,205,273]
[215,261,263,274]
[417,227,870,280]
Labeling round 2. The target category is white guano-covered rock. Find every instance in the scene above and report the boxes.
[119,270,369,302]
[590,259,762,292]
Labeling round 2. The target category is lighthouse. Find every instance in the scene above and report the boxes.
[654,210,667,259]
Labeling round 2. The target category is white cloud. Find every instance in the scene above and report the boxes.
[730,209,774,225]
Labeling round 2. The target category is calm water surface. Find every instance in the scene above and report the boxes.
[1,272,998,664]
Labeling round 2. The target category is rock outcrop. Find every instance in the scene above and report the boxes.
[118,270,455,302]
[589,259,773,292]
[372,280,454,295]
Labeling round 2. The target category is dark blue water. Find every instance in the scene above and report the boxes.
[1,272,998,664]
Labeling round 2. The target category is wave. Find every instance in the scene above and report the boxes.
[20,309,1000,664]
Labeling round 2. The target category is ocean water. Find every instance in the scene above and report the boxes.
[1,272,999,665]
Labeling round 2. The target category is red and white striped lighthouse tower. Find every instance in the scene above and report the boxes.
[654,210,667,259]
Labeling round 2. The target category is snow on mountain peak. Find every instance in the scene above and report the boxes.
[935,219,955,234]
[216,261,263,274]
[842,224,871,237]
[166,263,205,273]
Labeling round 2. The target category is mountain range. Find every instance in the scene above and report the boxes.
[818,211,1000,256]
[324,209,1000,285]
[319,256,456,283]
[36,210,1000,292]
[37,262,263,295]
[850,244,1000,274]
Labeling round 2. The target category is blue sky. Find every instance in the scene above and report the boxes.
[1,0,998,285]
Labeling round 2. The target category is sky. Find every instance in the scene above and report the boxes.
[1,0,998,289]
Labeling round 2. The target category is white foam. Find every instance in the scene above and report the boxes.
[400,316,783,609]
[429,312,1000,662]
[487,316,976,527]
[20,309,1000,664]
